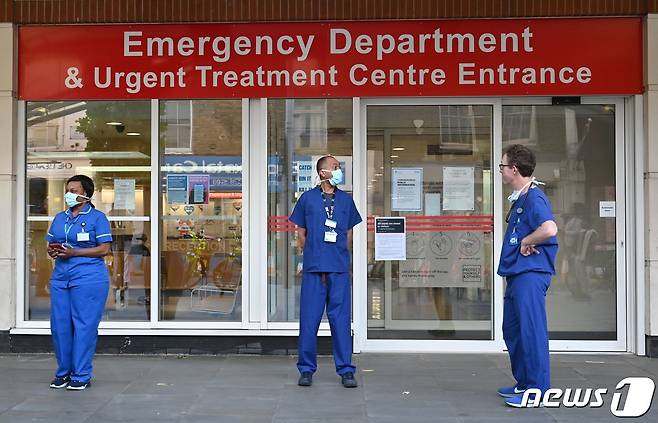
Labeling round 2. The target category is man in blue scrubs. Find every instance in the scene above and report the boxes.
[46,175,113,391]
[496,145,558,407]
[289,155,362,388]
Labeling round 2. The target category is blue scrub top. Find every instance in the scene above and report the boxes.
[289,186,362,273]
[46,203,113,286]
[497,187,558,277]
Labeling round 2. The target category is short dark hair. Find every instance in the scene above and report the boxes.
[316,155,334,175]
[502,144,536,177]
[66,174,95,204]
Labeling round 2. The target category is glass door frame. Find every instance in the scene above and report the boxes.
[354,97,506,353]
[354,96,629,354]
[498,97,628,353]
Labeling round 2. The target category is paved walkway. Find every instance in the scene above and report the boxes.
[0,353,656,422]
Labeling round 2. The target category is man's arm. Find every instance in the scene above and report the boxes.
[520,220,558,256]
[297,228,306,250]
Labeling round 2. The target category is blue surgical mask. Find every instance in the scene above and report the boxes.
[328,168,344,186]
[64,192,89,208]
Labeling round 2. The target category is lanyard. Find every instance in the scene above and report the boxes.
[321,192,335,221]
[64,213,84,244]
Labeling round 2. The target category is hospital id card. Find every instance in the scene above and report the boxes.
[77,232,90,242]
[325,219,337,229]
[324,231,337,243]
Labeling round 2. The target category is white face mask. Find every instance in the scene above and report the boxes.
[507,177,542,203]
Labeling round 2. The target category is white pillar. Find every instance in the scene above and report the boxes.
[0,23,16,330]
[644,14,658,343]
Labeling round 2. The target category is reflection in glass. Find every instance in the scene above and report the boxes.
[267,99,353,322]
[366,105,494,340]
[26,101,152,321]
[502,105,617,340]
[159,100,242,321]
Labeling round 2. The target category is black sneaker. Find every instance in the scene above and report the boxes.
[341,372,358,388]
[298,372,313,387]
[66,380,90,391]
[49,375,70,389]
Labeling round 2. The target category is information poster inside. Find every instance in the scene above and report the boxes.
[188,174,210,204]
[400,230,484,287]
[443,166,474,211]
[113,178,135,210]
[392,168,423,211]
[166,175,188,204]
[374,217,406,261]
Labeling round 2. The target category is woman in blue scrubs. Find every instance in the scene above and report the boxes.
[496,145,558,407]
[46,175,113,391]
[289,155,362,388]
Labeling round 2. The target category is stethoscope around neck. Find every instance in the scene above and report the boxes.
[505,187,532,224]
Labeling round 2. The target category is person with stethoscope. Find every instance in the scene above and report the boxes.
[496,145,558,407]
[46,175,113,391]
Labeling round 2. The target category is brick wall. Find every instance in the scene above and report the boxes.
[1,0,657,24]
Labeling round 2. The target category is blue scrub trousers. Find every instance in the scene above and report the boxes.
[297,271,355,376]
[50,281,109,383]
[503,271,551,393]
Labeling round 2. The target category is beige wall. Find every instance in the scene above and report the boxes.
[645,14,658,337]
[0,23,15,330]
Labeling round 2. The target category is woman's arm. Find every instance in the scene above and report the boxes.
[55,242,111,259]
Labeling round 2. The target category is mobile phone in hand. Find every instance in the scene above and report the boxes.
[49,243,65,251]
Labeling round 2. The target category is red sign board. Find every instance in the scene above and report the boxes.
[18,18,643,100]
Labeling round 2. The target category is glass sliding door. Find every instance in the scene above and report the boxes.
[502,103,623,343]
[365,104,494,340]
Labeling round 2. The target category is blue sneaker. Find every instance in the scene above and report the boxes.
[66,380,90,391]
[505,393,542,408]
[497,385,526,398]
[49,375,70,389]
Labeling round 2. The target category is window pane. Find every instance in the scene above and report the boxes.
[27,101,151,217]
[267,99,353,322]
[25,101,151,321]
[159,100,242,321]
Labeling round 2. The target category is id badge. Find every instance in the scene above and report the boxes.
[325,219,337,229]
[77,232,90,242]
[324,231,337,243]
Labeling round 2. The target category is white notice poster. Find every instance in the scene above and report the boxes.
[443,167,474,211]
[113,179,135,210]
[391,168,423,211]
[374,217,406,261]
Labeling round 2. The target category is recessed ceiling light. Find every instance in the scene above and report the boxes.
[126,132,141,136]
[375,173,383,176]
[390,155,399,158]
[106,121,123,126]
[392,147,405,151]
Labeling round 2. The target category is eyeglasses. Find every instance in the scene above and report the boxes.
[498,163,514,171]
